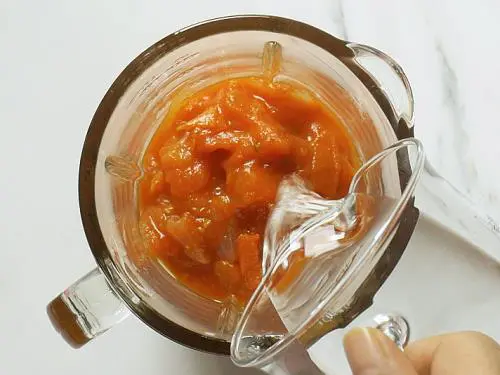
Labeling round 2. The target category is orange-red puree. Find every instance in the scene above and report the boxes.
[138,76,359,303]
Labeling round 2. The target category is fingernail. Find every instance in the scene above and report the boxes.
[343,327,390,374]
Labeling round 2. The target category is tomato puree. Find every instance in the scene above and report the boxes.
[138,76,359,303]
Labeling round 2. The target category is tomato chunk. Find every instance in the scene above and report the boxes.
[165,159,211,197]
[226,161,281,208]
[164,213,211,264]
[236,233,262,290]
[159,135,195,170]
[214,260,242,291]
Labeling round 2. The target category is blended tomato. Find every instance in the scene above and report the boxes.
[138,76,359,303]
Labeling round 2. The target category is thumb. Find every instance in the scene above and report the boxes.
[343,327,418,375]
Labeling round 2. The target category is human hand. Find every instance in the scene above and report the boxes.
[343,328,500,375]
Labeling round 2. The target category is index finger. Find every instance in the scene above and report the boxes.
[405,331,500,375]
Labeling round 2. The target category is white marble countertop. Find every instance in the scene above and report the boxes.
[1,1,500,374]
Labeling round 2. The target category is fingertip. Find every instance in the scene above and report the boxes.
[343,327,417,375]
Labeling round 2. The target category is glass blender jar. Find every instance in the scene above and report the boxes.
[46,15,500,375]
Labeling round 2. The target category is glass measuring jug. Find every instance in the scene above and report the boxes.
[231,137,425,372]
[231,143,500,375]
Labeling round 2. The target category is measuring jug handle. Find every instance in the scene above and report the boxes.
[256,316,409,375]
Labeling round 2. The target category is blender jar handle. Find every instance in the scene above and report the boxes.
[347,43,414,127]
[47,268,130,348]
